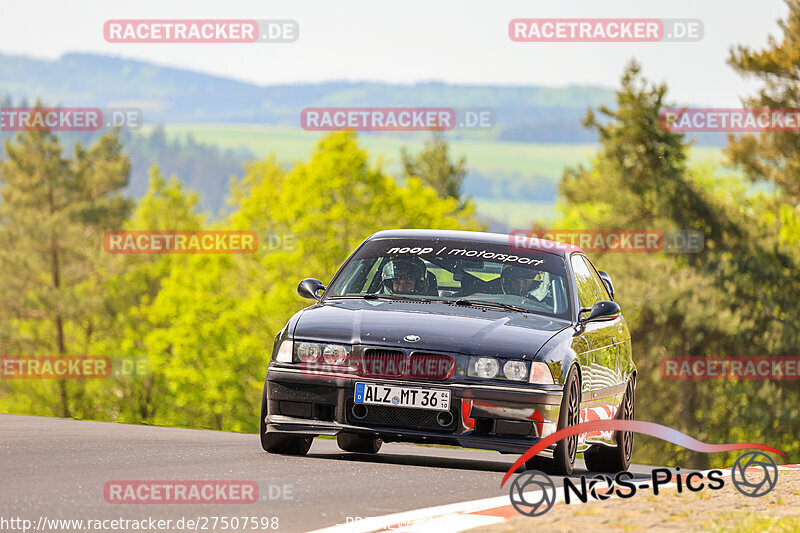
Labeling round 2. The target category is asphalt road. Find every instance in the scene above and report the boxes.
[0,415,663,532]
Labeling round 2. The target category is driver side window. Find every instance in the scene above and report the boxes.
[570,255,607,308]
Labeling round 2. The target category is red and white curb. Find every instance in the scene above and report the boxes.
[307,464,800,533]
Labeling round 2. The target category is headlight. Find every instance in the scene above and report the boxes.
[275,340,294,363]
[296,342,323,363]
[469,357,537,381]
[469,357,500,378]
[503,360,528,381]
[323,344,349,365]
[295,342,350,366]
[529,362,555,384]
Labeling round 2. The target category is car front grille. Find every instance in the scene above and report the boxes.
[359,349,454,381]
[345,399,458,433]
[408,353,454,380]
[360,349,405,378]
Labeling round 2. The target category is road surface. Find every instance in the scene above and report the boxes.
[0,414,663,532]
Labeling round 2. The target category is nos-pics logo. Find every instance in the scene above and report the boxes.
[509,451,778,516]
[502,420,783,517]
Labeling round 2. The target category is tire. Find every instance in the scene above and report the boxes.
[584,378,635,473]
[337,432,382,454]
[262,432,314,455]
[259,379,314,455]
[526,366,581,475]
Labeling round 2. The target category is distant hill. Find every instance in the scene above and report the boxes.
[0,52,729,145]
[0,52,619,143]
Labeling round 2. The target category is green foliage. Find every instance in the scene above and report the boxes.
[88,168,206,424]
[401,130,468,202]
[0,130,478,432]
[727,0,800,204]
[0,122,132,417]
[556,59,800,467]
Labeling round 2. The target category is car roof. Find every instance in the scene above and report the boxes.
[366,229,584,257]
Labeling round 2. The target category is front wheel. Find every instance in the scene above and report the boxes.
[584,378,635,472]
[259,379,314,455]
[526,366,581,475]
[262,432,314,455]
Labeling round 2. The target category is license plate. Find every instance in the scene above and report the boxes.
[354,382,450,411]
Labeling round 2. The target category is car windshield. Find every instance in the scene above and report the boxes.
[326,237,571,318]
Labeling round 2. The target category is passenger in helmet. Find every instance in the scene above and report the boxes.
[500,264,550,301]
[381,258,427,295]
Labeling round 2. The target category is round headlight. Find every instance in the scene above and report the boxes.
[503,360,529,381]
[296,342,322,363]
[474,357,500,378]
[323,344,349,366]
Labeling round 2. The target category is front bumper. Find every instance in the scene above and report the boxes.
[265,366,564,455]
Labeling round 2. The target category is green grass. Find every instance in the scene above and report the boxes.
[141,123,599,178]
[144,124,728,174]
[143,124,733,226]
[470,198,559,228]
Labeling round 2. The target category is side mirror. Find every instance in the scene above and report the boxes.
[597,271,615,300]
[298,278,326,300]
[579,300,621,323]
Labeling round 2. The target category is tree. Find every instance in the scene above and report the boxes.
[727,0,800,246]
[558,60,800,467]
[727,0,800,204]
[0,120,131,417]
[400,130,468,203]
[89,167,206,424]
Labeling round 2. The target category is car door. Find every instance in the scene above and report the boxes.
[582,256,631,387]
[570,254,618,396]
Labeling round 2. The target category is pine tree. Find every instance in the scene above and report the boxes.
[400,130,468,203]
[559,60,800,467]
[0,124,131,417]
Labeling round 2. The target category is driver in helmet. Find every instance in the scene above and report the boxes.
[500,264,550,301]
[381,257,427,295]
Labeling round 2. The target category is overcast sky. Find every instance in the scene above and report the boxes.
[0,0,789,106]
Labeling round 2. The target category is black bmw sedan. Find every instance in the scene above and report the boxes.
[260,229,636,474]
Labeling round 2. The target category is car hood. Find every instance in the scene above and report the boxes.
[292,298,569,359]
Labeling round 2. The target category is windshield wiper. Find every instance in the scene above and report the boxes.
[454,299,531,313]
[333,294,531,312]
[362,293,431,303]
